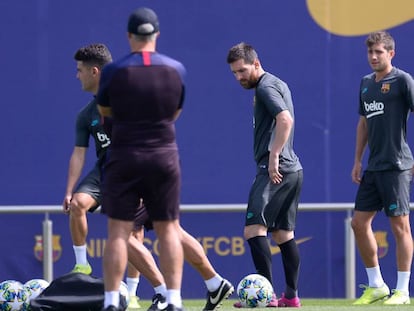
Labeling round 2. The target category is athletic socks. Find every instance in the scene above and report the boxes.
[154,284,167,296]
[104,291,120,308]
[396,271,410,293]
[167,289,182,308]
[73,244,88,265]
[126,277,139,296]
[247,236,273,285]
[366,266,385,288]
[279,239,300,299]
[205,274,223,292]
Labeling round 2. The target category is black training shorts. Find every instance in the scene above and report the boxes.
[74,163,101,212]
[101,148,181,222]
[355,170,412,216]
[246,166,303,232]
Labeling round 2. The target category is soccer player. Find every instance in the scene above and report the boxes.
[226,42,303,308]
[63,43,142,311]
[62,43,112,276]
[351,31,414,305]
[97,7,187,311]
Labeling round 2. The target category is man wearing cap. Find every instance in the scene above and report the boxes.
[96,7,186,311]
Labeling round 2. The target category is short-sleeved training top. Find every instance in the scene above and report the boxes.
[75,98,111,162]
[96,51,185,150]
[254,72,302,173]
[359,67,414,171]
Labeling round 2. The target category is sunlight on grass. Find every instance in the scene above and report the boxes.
[138,298,411,311]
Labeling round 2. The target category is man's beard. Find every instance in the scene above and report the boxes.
[240,79,256,89]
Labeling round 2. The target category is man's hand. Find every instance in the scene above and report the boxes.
[62,195,72,214]
[351,162,362,184]
[269,154,283,184]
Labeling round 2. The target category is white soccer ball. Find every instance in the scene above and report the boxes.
[24,279,49,301]
[0,280,30,311]
[119,281,130,305]
[236,274,274,308]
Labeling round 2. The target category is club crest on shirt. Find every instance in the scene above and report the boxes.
[381,83,390,93]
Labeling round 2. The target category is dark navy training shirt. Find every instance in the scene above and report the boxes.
[359,67,414,171]
[75,98,110,162]
[96,51,186,149]
[254,72,302,173]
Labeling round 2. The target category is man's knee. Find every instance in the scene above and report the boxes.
[390,216,412,238]
[244,224,267,240]
[70,193,96,216]
[271,230,294,245]
[153,220,181,239]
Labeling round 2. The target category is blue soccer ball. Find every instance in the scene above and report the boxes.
[24,279,49,302]
[0,280,30,311]
[237,274,274,308]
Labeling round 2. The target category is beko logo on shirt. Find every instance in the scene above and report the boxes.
[97,132,110,148]
[364,100,384,119]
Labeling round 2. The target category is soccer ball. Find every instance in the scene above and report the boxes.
[119,281,130,305]
[0,280,30,311]
[236,274,274,308]
[24,279,49,301]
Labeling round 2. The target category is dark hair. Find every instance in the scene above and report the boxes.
[365,31,395,51]
[74,43,112,69]
[226,42,258,64]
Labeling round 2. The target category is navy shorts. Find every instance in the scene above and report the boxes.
[74,163,101,212]
[133,204,153,231]
[355,170,412,216]
[246,166,303,232]
[101,148,181,222]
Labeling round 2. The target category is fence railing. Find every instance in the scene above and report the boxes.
[0,203,357,298]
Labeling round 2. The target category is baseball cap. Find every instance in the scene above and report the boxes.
[127,7,159,36]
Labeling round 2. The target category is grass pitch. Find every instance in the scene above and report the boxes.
[138,298,411,311]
